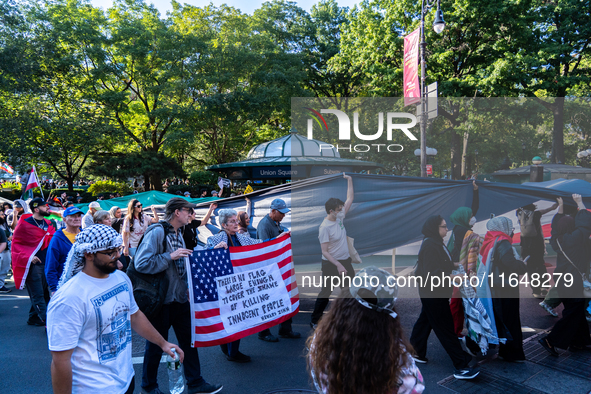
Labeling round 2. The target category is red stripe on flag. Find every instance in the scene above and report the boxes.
[229,234,290,253]
[195,308,220,319]
[194,322,225,334]
[231,243,291,266]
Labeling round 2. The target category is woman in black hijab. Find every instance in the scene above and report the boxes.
[539,195,591,356]
[410,215,478,380]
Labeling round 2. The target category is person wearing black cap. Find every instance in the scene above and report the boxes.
[409,215,479,380]
[256,197,300,342]
[134,197,222,394]
[11,198,55,326]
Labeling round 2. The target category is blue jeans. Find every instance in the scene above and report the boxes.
[25,262,50,322]
[141,301,204,391]
[0,250,11,287]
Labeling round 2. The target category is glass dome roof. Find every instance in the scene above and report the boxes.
[247,130,340,159]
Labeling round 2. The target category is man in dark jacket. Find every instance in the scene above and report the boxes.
[134,197,222,394]
[45,207,82,295]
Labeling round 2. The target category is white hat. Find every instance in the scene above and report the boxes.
[89,201,101,209]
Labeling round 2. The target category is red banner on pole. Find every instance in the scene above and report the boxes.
[426,164,433,175]
[403,28,421,107]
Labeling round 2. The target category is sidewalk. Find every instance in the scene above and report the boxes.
[438,330,591,393]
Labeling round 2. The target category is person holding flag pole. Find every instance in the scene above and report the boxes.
[11,198,56,326]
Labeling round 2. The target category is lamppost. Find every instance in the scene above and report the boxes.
[415,147,438,176]
[419,0,445,177]
[521,143,526,166]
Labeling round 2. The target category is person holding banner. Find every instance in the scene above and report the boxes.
[206,208,267,362]
[310,174,356,329]
[134,197,222,394]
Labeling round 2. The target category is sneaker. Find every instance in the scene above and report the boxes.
[539,301,558,317]
[27,316,45,326]
[227,351,251,363]
[412,356,428,364]
[538,336,559,357]
[278,330,301,339]
[0,286,11,294]
[189,382,223,394]
[258,334,279,342]
[453,367,480,380]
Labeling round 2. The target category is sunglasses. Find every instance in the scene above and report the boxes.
[96,246,123,260]
[135,204,142,208]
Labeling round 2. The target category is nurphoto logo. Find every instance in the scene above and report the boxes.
[304,107,418,153]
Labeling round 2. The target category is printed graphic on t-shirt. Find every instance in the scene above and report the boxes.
[90,282,132,364]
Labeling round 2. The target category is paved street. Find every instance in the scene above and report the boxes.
[1,254,591,393]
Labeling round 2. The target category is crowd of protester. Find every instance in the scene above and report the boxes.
[1,174,591,394]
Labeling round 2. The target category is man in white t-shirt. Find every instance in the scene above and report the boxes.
[310,174,356,328]
[47,224,183,394]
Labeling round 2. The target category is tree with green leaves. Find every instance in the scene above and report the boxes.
[516,0,591,164]
[170,2,305,167]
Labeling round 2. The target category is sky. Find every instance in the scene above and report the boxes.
[89,0,360,15]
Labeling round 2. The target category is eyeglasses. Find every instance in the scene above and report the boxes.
[226,220,239,224]
[182,207,194,214]
[96,247,123,260]
[439,225,449,230]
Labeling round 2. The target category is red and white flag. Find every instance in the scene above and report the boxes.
[187,234,298,347]
[25,166,40,191]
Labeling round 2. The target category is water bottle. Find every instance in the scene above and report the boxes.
[166,348,184,394]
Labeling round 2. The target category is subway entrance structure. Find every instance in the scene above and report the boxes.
[206,129,384,183]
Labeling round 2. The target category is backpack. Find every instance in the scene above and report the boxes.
[126,221,174,319]
[517,209,537,237]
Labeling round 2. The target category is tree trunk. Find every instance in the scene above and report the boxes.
[143,174,151,191]
[552,97,565,164]
[151,172,163,192]
[67,178,74,192]
[450,131,462,180]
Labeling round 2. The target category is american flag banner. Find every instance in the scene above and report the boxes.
[187,234,299,347]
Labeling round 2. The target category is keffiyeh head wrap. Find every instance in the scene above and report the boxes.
[486,216,514,236]
[58,224,123,288]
